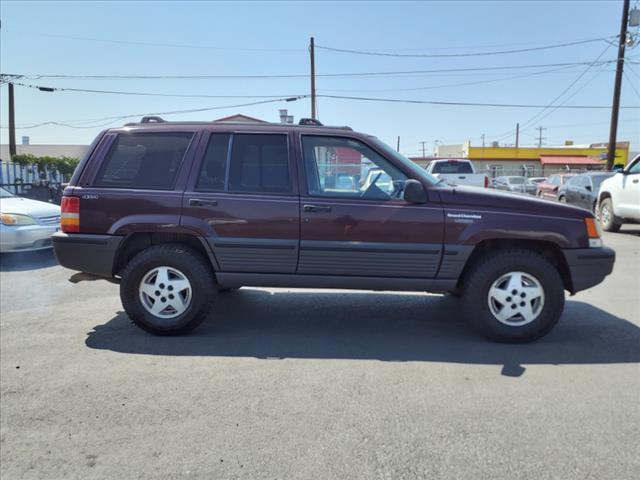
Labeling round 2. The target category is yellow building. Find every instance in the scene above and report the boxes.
[434,141,630,177]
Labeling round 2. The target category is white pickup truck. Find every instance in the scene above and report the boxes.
[597,154,640,232]
[425,159,489,188]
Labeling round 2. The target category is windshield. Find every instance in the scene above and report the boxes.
[369,137,439,186]
[0,187,14,198]
[431,161,473,174]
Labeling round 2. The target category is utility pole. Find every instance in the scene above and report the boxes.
[419,141,427,158]
[535,126,547,148]
[481,134,485,148]
[8,82,16,157]
[396,136,400,152]
[309,37,317,120]
[607,0,630,170]
[515,123,520,149]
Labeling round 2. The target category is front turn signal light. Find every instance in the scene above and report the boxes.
[585,217,602,248]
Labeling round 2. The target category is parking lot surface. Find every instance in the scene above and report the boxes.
[1,228,639,479]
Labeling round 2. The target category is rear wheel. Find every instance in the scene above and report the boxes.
[599,198,621,232]
[461,249,565,343]
[120,244,216,335]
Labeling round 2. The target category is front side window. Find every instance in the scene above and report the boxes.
[95,132,193,189]
[302,135,407,200]
[549,175,560,186]
[228,134,291,194]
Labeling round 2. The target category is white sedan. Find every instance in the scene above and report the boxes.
[0,187,61,252]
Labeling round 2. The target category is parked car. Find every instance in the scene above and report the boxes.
[0,187,61,252]
[424,159,489,188]
[492,176,536,195]
[557,172,615,212]
[527,177,547,187]
[597,154,640,231]
[536,173,576,200]
[53,117,614,343]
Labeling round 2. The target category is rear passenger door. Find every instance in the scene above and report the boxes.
[182,131,300,273]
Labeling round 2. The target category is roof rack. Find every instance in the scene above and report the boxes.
[140,116,166,123]
[298,118,323,126]
[122,116,352,130]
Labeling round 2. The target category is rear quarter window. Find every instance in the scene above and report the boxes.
[94,132,193,189]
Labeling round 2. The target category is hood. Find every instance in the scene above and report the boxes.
[436,185,588,219]
[0,196,61,219]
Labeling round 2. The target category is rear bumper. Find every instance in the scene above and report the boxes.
[563,247,615,294]
[52,232,123,277]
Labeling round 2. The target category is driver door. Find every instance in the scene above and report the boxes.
[297,134,444,278]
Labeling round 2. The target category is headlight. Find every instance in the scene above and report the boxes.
[0,213,37,226]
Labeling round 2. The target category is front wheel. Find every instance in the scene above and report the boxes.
[558,195,566,203]
[598,198,621,232]
[460,249,565,343]
[120,244,216,335]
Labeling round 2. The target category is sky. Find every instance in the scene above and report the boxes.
[0,0,639,157]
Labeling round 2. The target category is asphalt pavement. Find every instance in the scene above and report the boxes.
[1,228,639,479]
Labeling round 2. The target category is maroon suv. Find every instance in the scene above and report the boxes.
[52,117,614,342]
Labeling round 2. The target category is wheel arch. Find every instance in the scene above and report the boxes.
[113,232,219,277]
[457,238,573,293]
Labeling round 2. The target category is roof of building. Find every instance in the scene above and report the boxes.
[212,113,268,124]
[539,155,602,165]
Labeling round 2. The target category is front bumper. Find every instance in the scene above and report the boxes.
[563,247,615,294]
[52,232,123,277]
[0,224,59,252]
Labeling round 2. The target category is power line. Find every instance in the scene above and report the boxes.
[317,64,603,94]
[316,94,638,109]
[11,32,304,52]
[1,60,621,81]
[488,44,613,141]
[623,70,640,99]
[8,81,305,99]
[4,96,310,129]
[316,36,615,58]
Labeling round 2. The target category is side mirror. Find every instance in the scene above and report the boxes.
[404,179,427,203]
[585,185,592,191]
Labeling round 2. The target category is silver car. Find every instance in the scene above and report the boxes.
[0,187,61,252]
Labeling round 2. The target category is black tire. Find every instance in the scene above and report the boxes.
[598,197,621,232]
[120,244,216,335]
[558,195,566,203]
[460,249,565,343]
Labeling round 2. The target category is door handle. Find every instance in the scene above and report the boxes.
[189,198,218,207]
[303,204,332,213]
[633,179,639,184]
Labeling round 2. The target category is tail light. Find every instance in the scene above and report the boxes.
[484,175,489,188]
[60,196,80,233]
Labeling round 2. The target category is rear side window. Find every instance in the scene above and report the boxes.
[431,161,473,174]
[228,134,291,194]
[94,132,193,189]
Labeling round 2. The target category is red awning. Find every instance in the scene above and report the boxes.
[539,155,602,165]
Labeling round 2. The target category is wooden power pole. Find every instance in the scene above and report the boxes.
[607,0,630,170]
[8,82,16,157]
[310,37,317,120]
[515,123,520,148]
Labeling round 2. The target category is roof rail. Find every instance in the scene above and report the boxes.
[299,118,323,126]
[140,116,166,123]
